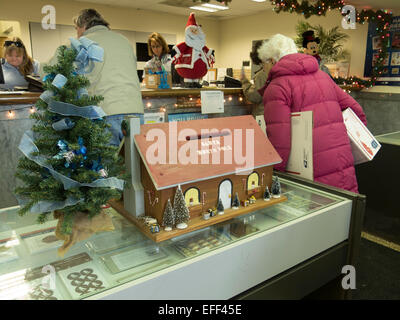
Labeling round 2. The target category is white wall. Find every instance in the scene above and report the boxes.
[0,0,220,65]
[218,9,369,78]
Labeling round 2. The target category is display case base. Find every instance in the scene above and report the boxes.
[109,196,287,242]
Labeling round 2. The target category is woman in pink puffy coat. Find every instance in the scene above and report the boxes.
[258,34,367,193]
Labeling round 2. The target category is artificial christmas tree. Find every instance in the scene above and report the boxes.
[263,185,271,201]
[14,38,126,256]
[271,176,282,198]
[162,199,174,231]
[217,198,225,215]
[173,185,190,229]
[232,192,240,209]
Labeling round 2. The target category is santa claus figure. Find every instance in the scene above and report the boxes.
[172,12,215,88]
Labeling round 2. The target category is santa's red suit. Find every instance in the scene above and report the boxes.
[172,13,215,80]
[172,43,214,79]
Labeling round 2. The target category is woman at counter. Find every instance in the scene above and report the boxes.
[145,32,172,73]
[0,37,39,90]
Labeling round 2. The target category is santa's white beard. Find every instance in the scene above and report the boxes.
[185,29,206,50]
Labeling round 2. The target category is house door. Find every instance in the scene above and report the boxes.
[218,179,232,210]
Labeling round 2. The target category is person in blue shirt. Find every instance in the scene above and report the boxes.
[0,37,40,90]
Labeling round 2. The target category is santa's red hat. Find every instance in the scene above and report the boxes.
[186,12,198,30]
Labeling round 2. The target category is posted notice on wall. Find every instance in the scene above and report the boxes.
[286,111,314,181]
[200,90,224,114]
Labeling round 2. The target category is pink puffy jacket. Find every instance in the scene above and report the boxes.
[261,53,367,193]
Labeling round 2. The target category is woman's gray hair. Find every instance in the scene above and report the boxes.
[73,9,110,30]
[258,34,298,63]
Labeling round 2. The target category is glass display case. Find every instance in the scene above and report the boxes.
[0,176,363,300]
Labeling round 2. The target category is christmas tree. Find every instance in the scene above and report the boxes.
[173,185,190,229]
[162,198,174,231]
[217,198,224,215]
[271,176,281,198]
[14,39,127,237]
[263,185,271,201]
[232,192,240,209]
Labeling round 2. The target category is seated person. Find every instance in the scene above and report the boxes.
[1,37,40,89]
[144,32,172,74]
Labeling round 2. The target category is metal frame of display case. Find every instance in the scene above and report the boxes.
[0,174,365,300]
[232,172,365,300]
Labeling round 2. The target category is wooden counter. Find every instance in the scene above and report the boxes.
[0,92,41,105]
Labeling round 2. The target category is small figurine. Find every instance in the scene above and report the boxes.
[271,176,282,198]
[217,198,225,215]
[263,185,271,201]
[207,208,217,217]
[249,196,256,204]
[241,199,249,207]
[202,211,210,220]
[150,223,160,233]
[232,192,240,210]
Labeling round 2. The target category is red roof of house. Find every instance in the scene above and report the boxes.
[134,115,282,190]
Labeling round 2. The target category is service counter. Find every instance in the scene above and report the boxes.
[0,88,254,208]
[350,90,400,135]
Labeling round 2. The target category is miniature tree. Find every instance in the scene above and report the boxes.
[271,176,282,198]
[217,198,225,215]
[13,42,127,253]
[232,192,240,209]
[173,185,190,229]
[162,199,174,231]
[263,185,271,201]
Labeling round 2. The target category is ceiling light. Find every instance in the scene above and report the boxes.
[202,3,229,10]
[252,0,267,2]
[189,6,217,12]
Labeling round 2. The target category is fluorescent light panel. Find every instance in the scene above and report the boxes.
[202,3,229,10]
[189,6,217,12]
[252,0,267,2]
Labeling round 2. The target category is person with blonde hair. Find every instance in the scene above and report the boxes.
[1,37,39,89]
[145,32,172,73]
[258,34,367,193]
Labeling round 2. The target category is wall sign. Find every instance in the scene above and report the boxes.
[364,16,400,86]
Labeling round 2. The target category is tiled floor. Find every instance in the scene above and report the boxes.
[350,234,400,300]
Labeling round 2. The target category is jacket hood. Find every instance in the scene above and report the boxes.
[268,53,319,80]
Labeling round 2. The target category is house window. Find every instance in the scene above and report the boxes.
[184,188,200,206]
[247,172,259,190]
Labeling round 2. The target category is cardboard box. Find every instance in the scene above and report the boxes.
[286,111,314,180]
[144,70,172,89]
[342,108,381,165]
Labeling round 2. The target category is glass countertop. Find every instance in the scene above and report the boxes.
[376,131,400,146]
[0,177,347,300]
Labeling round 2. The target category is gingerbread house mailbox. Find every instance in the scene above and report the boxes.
[112,115,286,242]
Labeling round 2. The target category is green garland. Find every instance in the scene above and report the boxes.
[269,0,393,90]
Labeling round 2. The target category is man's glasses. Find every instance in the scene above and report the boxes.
[4,41,24,48]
